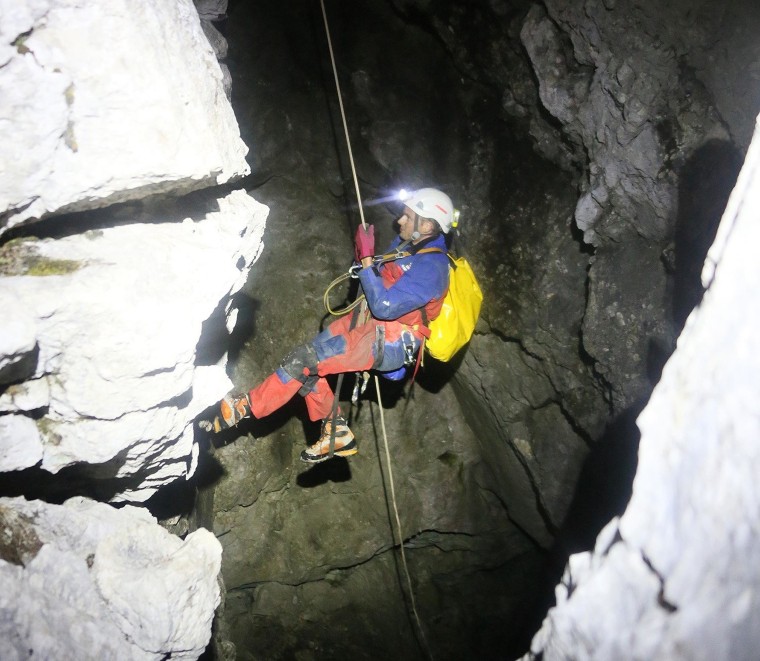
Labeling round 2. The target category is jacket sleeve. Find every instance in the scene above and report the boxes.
[358,254,449,320]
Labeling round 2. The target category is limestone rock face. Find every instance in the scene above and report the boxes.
[0,190,267,501]
[0,0,249,235]
[0,0,258,655]
[194,0,228,22]
[526,116,760,660]
[518,0,756,411]
[0,496,222,660]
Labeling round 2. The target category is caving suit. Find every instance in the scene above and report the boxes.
[248,234,450,421]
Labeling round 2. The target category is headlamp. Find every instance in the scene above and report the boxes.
[452,208,461,228]
[398,188,411,202]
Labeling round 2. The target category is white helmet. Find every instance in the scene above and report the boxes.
[401,188,457,234]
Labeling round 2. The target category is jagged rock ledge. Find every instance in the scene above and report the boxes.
[525,115,760,660]
[0,0,248,235]
[0,189,267,502]
[1,0,259,657]
[0,496,222,660]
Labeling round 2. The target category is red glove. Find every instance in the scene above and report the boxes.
[354,224,375,261]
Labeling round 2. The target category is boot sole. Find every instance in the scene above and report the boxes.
[300,440,358,463]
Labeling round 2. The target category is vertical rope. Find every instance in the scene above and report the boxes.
[319,0,367,230]
[318,2,431,658]
[375,375,434,661]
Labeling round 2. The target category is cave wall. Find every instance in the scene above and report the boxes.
[2,0,756,658]
[394,0,758,551]
[0,0,262,501]
[208,3,557,657]
[212,0,760,659]
[527,111,760,661]
[1,0,262,655]
[531,0,756,411]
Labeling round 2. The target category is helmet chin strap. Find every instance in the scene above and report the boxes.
[411,213,429,241]
[411,213,421,241]
[409,212,435,242]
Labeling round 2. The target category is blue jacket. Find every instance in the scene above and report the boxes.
[358,234,449,322]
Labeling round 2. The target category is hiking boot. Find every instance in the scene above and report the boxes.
[300,415,357,463]
[199,393,251,433]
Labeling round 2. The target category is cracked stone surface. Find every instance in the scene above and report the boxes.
[526,115,760,661]
[0,0,249,235]
[0,496,222,660]
[0,190,267,501]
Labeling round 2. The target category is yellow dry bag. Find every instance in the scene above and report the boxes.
[425,253,482,361]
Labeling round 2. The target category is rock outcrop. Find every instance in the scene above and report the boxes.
[0,0,248,235]
[1,0,264,503]
[526,112,760,660]
[0,189,266,502]
[1,0,263,656]
[0,496,222,660]
[519,0,759,412]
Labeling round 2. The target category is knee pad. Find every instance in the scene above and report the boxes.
[297,374,319,397]
[280,343,318,383]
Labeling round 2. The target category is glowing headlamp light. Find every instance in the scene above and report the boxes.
[398,188,412,202]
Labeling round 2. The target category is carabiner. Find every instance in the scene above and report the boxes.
[351,371,371,404]
[401,330,417,366]
[348,264,363,278]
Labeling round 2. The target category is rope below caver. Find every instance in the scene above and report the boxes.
[318,2,433,659]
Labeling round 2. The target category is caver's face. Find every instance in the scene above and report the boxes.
[398,207,435,243]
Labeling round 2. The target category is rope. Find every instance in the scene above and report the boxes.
[375,376,433,660]
[319,0,366,230]
[322,242,418,317]
[323,272,365,316]
[318,2,431,658]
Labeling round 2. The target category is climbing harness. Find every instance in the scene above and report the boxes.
[325,244,482,363]
[318,2,432,659]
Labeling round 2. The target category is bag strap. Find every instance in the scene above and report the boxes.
[373,243,454,267]
[416,247,453,329]
[370,244,453,338]
[415,247,458,269]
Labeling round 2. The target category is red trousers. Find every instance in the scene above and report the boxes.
[248,313,399,421]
